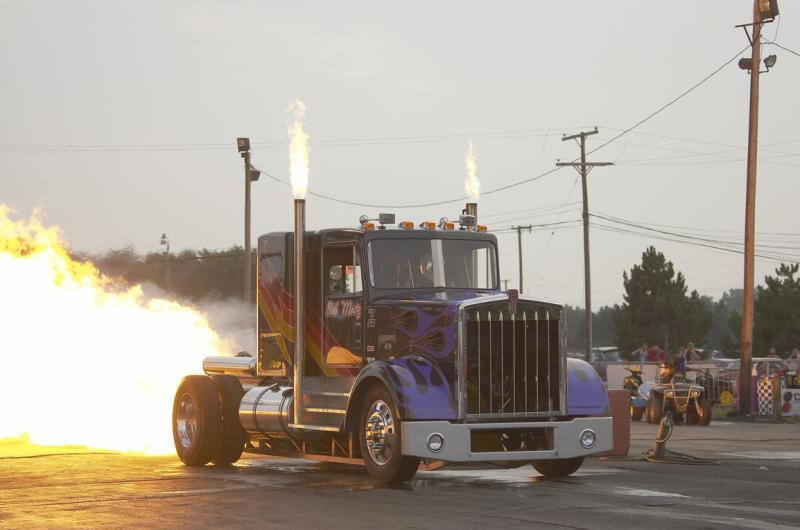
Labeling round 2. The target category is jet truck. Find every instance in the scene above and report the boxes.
[172,212,612,483]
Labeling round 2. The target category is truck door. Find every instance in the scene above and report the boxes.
[322,243,364,373]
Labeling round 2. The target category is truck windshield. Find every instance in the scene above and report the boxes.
[368,238,498,290]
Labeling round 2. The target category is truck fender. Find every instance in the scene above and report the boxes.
[567,358,611,416]
[344,357,457,432]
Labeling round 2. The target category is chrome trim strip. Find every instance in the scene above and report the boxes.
[304,407,347,415]
[287,423,340,432]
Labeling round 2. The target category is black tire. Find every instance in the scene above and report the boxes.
[532,456,584,477]
[646,394,663,424]
[698,398,712,426]
[172,375,221,466]
[211,375,246,465]
[631,405,645,422]
[359,385,420,483]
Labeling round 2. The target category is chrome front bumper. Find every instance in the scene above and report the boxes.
[401,417,612,462]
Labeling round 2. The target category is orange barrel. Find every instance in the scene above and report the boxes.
[605,389,631,456]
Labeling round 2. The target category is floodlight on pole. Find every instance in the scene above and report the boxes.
[160,232,170,290]
[237,137,255,303]
[764,54,777,69]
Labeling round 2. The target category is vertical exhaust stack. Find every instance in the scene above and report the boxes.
[465,202,478,230]
[293,198,305,426]
[287,97,310,427]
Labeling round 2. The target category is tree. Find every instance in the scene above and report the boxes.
[614,246,711,354]
[753,263,800,356]
[706,288,744,355]
[564,304,616,352]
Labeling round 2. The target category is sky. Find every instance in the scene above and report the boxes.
[1,0,798,308]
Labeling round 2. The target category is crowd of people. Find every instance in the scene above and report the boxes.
[631,342,703,364]
[630,342,800,377]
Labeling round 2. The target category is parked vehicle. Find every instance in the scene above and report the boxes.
[645,364,712,425]
[622,365,646,421]
[591,347,622,380]
[171,213,612,483]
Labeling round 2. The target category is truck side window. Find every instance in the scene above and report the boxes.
[324,245,362,295]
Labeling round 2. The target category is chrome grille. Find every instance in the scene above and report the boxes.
[460,299,566,421]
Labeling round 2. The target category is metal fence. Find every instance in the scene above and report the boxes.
[606,358,800,411]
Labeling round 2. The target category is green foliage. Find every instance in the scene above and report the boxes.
[614,246,712,354]
[564,304,616,352]
[78,246,256,302]
[753,263,800,356]
[706,288,743,354]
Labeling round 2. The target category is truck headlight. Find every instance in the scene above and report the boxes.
[579,429,597,449]
[427,433,444,453]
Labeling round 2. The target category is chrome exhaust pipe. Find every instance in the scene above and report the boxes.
[465,202,478,228]
[293,198,306,426]
[203,355,256,376]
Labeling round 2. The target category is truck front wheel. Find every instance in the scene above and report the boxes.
[210,375,246,465]
[532,456,584,477]
[172,375,221,466]
[359,385,420,483]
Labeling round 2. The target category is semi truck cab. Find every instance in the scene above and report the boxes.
[173,216,612,483]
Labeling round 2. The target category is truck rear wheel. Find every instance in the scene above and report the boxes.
[532,456,584,477]
[211,375,246,465]
[173,375,221,466]
[359,385,420,484]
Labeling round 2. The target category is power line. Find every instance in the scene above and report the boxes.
[591,210,800,238]
[762,38,800,58]
[585,45,751,159]
[251,45,751,209]
[0,127,594,153]
[590,214,800,263]
[592,222,796,265]
[590,212,799,254]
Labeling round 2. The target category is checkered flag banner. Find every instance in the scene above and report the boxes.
[757,377,773,416]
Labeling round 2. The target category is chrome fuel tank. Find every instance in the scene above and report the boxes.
[238,385,294,436]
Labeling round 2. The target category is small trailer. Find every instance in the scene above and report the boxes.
[172,212,612,483]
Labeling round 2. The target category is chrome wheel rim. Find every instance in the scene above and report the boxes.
[364,399,395,466]
[176,393,197,449]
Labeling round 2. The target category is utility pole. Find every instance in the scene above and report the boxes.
[237,138,260,305]
[736,0,778,415]
[557,128,612,364]
[512,225,532,293]
[502,279,510,291]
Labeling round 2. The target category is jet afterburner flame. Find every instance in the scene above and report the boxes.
[0,206,231,454]
[288,98,310,199]
[464,139,480,202]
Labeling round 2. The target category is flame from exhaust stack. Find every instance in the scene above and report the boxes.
[288,98,309,199]
[0,206,231,454]
[464,139,480,202]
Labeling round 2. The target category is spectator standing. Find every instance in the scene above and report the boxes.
[633,342,649,363]
[674,347,687,376]
[686,342,701,362]
[646,344,663,363]
[787,348,800,372]
[767,347,780,359]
